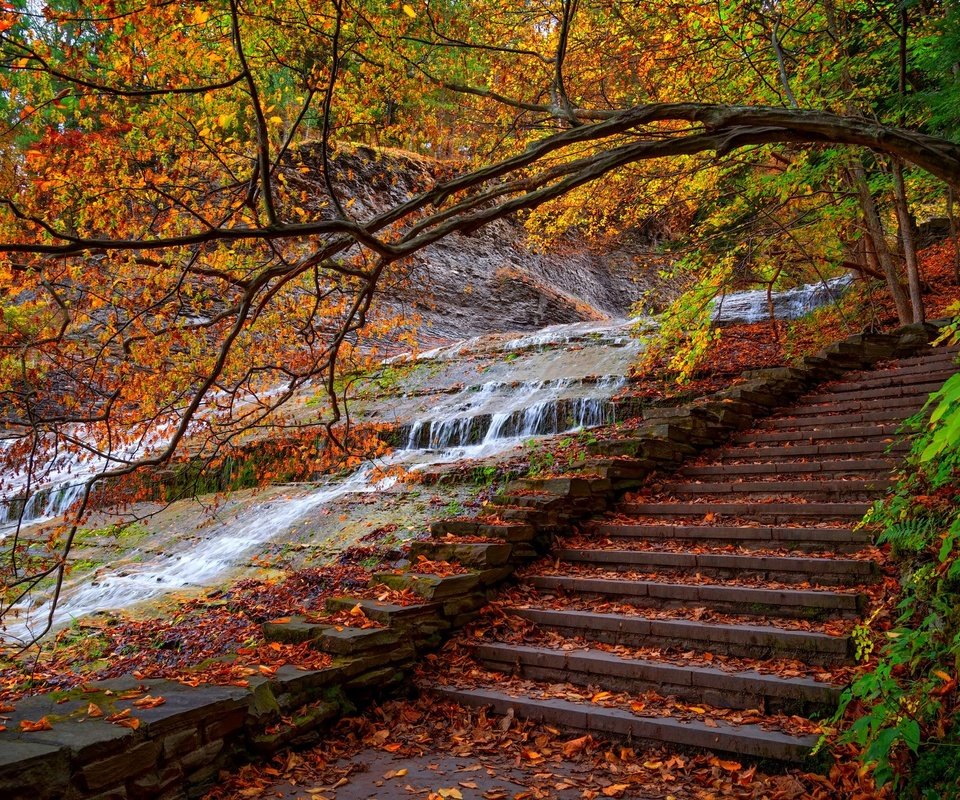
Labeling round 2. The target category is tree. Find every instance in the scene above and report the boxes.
[2,0,960,638]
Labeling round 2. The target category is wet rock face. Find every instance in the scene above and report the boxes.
[294,144,660,340]
[399,223,647,339]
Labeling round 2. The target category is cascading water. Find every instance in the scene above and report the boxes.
[712,274,854,326]
[4,469,394,644]
[0,436,147,537]
[1,277,851,639]
[2,319,638,641]
[398,375,624,453]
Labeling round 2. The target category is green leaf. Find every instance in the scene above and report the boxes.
[900,718,921,753]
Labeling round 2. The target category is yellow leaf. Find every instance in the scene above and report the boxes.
[269,116,283,125]
[402,4,416,18]
[193,8,210,24]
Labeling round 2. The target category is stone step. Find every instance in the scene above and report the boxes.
[528,575,866,617]
[430,519,537,543]
[476,643,842,712]
[325,596,442,624]
[507,476,612,496]
[434,687,818,762]
[592,521,872,551]
[409,540,514,568]
[619,501,871,522]
[371,570,500,601]
[681,459,895,477]
[511,607,852,664]
[718,441,910,461]
[820,366,955,394]
[731,424,903,445]
[879,349,959,369]
[558,549,878,585]
[786,395,925,418]
[801,381,945,405]
[490,493,607,514]
[662,478,893,499]
[763,408,922,429]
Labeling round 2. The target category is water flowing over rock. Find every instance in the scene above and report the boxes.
[712,274,854,326]
[2,318,641,641]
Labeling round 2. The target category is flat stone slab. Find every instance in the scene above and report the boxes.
[559,549,877,578]
[681,459,896,476]
[372,571,483,600]
[0,740,70,800]
[436,687,818,762]
[314,625,402,655]
[620,501,872,519]
[409,540,513,567]
[262,616,327,644]
[593,523,872,547]
[664,478,894,495]
[476,643,841,706]
[325,596,442,622]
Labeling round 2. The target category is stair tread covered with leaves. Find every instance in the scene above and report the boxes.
[414,341,959,763]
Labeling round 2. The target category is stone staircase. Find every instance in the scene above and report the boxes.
[421,345,959,763]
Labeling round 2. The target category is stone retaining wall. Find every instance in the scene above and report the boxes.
[1,322,947,800]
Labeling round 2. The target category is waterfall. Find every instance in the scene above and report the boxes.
[396,375,624,453]
[4,469,394,644]
[2,318,639,637]
[712,274,854,326]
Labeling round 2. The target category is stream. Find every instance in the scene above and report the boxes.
[0,275,850,641]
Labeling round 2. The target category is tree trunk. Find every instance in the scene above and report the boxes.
[851,160,912,324]
[891,159,924,323]
[949,186,960,284]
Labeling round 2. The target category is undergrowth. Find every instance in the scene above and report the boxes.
[827,308,960,798]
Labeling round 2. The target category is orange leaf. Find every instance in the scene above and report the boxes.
[132,695,165,709]
[258,665,277,676]
[561,735,592,757]
[710,757,742,772]
[116,717,141,730]
[602,785,628,798]
[106,708,131,722]
[20,717,52,732]
[87,703,104,718]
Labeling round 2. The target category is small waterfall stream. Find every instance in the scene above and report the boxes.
[2,274,852,640]
[400,376,623,451]
[1,320,636,641]
[712,274,853,325]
